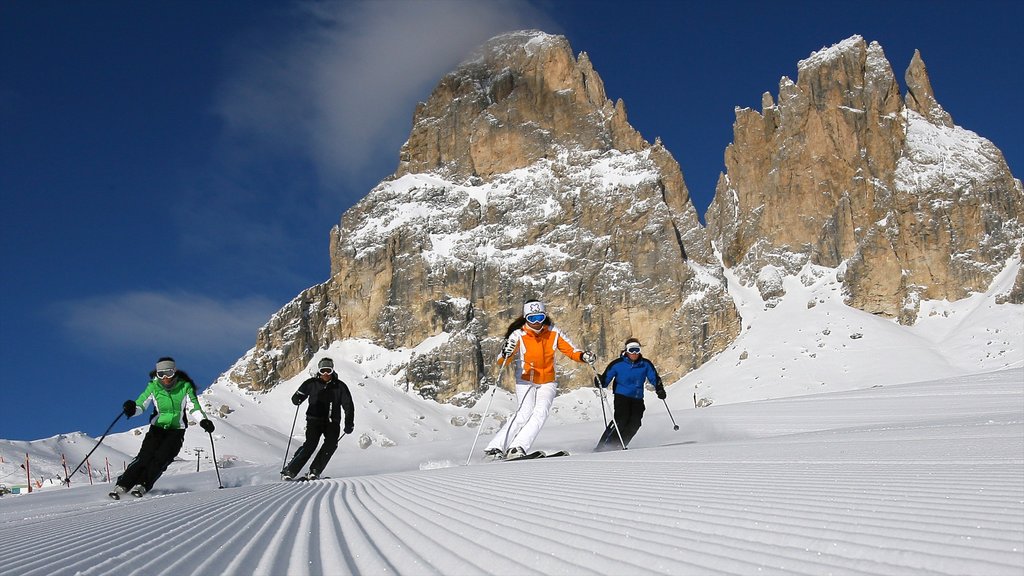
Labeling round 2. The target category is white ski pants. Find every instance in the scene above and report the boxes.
[486,381,557,452]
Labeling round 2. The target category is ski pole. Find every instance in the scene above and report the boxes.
[282,403,301,470]
[207,430,223,489]
[663,398,679,431]
[592,373,615,447]
[465,358,509,465]
[589,362,627,450]
[598,382,627,449]
[63,411,123,485]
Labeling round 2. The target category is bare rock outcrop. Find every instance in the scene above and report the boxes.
[222,31,1021,406]
[707,35,1022,323]
[396,31,647,181]
[228,31,740,398]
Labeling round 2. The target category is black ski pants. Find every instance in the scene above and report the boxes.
[598,394,646,449]
[117,426,185,491]
[284,418,340,477]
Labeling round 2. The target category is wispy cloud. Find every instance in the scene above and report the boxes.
[56,291,279,360]
[215,0,552,189]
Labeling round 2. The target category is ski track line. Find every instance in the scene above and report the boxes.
[361,469,748,575]
[593,464,1024,532]
[553,461,1024,569]
[1,456,1021,575]
[452,468,894,576]
[127,484,301,576]
[456,458,1023,575]
[381,472,709,575]
[0,489,227,575]
[343,475,472,574]
[345,476,521,574]
[1,484,287,576]
[384,468,826,575]
[180,481,363,576]
[439,464,891,575]
[172,482,320,575]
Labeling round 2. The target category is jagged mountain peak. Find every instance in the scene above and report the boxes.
[796,34,867,70]
[225,31,1020,420]
[708,35,1022,323]
[904,49,954,127]
[396,30,647,181]
[462,29,565,62]
[229,30,737,398]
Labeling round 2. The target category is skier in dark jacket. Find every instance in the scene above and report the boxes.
[595,338,664,450]
[281,357,355,480]
[111,357,214,498]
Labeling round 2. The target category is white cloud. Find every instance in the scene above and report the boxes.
[215,0,552,188]
[56,291,278,358]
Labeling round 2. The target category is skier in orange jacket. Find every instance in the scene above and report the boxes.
[484,300,595,460]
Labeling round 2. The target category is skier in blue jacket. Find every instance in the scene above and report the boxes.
[595,338,665,450]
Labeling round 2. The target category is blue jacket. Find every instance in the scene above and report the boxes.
[599,354,661,400]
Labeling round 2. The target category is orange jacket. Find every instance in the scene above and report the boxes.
[502,324,584,384]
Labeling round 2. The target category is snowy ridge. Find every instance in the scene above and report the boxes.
[897,109,1019,195]
[1,369,1021,575]
[690,257,1022,405]
[348,148,660,268]
[461,29,560,67]
[797,35,864,70]
[2,256,1019,488]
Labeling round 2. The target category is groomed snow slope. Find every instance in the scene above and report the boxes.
[2,368,1021,576]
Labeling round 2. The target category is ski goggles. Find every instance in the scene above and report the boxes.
[156,369,177,379]
[318,367,334,375]
[625,345,641,355]
[525,313,546,324]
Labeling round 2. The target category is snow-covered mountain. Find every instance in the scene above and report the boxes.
[2,247,1019,491]
[225,30,738,402]
[217,31,1022,416]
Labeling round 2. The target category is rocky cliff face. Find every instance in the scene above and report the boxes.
[706,36,1023,323]
[226,31,740,399]
[224,32,1021,402]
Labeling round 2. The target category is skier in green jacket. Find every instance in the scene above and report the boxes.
[110,357,214,499]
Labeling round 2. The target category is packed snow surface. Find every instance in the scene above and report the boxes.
[2,369,1021,575]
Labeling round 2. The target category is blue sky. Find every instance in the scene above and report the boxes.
[2,0,1020,441]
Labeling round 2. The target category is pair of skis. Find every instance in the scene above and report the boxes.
[108,487,145,500]
[488,450,570,462]
[510,450,570,461]
[285,475,330,482]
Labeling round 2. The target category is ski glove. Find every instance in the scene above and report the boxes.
[291,393,304,406]
[344,425,353,435]
[500,337,518,358]
[122,400,136,417]
[581,350,596,364]
[593,376,604,388]
[200,419,215,433]
[655,386,667,400]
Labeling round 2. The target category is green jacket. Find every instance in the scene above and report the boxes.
[132,373,207,430]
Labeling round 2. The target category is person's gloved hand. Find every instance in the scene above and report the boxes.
[593,376,603,388]
[344,425,353,435]
[581,350,596,364]
[200,419,215,433]
[501,337,517,358]
[291,393,304,406]
[655,386,667,400]
[122,400,136,417]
